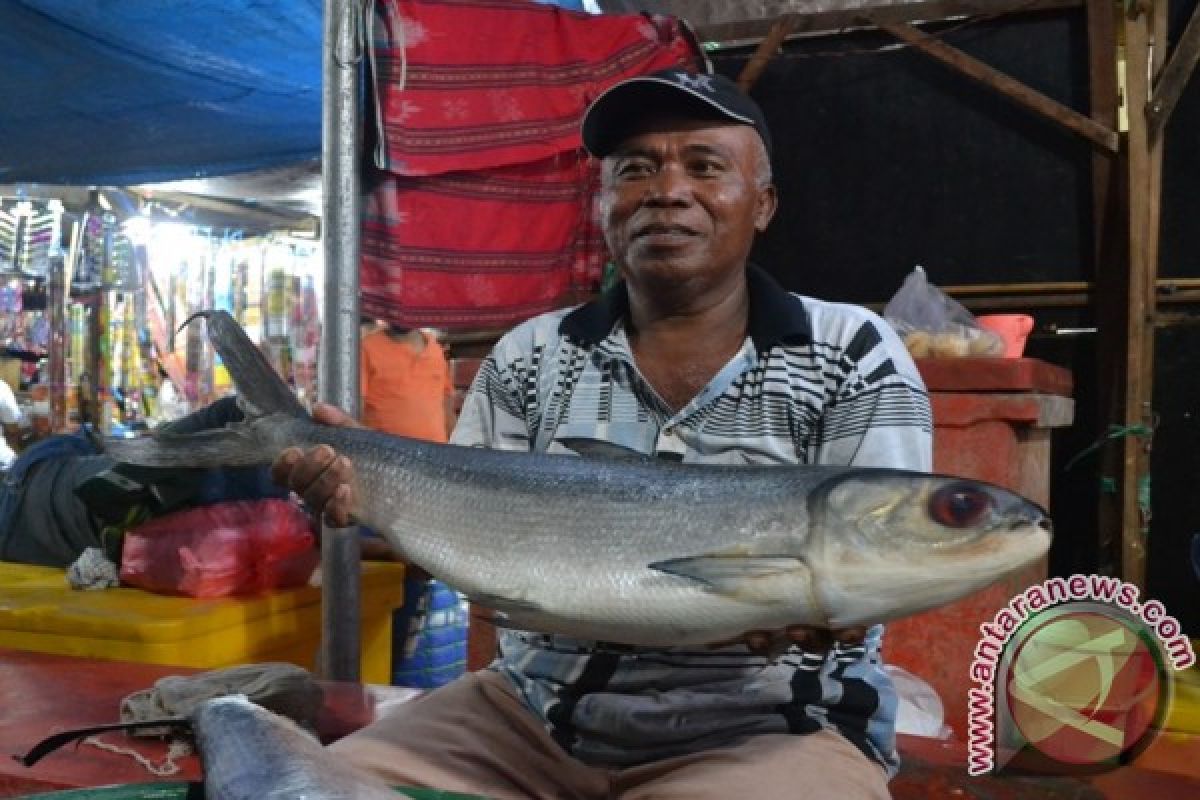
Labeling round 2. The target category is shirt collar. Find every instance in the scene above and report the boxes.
[559,263,812,351]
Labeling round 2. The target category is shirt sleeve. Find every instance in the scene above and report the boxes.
[449,340,536,452]
[809,311,933,472]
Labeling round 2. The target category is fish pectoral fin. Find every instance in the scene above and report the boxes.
[648,555,809,597]
[556,437,654,462]
[468,591,544,614]
[481,611,522,631]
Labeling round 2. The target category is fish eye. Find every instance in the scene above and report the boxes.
[929,483,994,528]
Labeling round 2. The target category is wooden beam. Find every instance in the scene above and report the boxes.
[691,0,1083,45]
[874,18,1119,152]
[737,15,799,91]
[1147,1,1200,141]
[1117,1,1168,590]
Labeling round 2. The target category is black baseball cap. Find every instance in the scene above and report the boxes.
[581,69,773,159]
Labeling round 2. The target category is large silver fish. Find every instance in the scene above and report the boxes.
[192,695,404,799]
[106,311,1052,646]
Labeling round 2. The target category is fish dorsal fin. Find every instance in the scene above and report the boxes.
[649,554,808,596]
[184,310,308,421]
[557,437,653,462]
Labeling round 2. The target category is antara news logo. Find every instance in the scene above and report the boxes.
[967,574,1195,775]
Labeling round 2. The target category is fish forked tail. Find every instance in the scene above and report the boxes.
[105,310,310,469]
[183,310,308,421]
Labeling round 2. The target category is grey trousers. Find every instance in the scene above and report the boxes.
[331,670,892,800]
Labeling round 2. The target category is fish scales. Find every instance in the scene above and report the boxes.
[106,311,1053,647]
[192,695,403,799]
[266,415,827,642]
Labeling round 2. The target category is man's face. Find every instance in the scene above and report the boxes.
[599,116,777,292]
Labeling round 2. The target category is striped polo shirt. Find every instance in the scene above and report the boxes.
[450,265,933,774]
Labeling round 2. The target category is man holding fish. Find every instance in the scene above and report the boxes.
[273,70,934,798]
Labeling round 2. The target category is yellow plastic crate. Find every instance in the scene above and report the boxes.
[0,561,405,684]
[1165,654,1200,735]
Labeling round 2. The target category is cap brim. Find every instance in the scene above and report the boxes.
[582,77,759,158]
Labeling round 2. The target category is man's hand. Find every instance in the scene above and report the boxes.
[714,625,868,657]
[270,403,361,527]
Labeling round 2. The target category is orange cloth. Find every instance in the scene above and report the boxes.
[360,329,454,442]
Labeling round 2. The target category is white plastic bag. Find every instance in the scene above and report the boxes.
[886,664,953,739]
[883,266,1003,358]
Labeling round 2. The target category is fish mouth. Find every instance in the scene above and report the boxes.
[996,510,1052,536]
[988,512,1052,534]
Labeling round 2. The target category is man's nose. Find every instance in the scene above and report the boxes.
[644,164,691,204]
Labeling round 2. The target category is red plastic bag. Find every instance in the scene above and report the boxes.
[120,499,319,597]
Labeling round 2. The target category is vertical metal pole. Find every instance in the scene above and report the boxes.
[320,0,364,682]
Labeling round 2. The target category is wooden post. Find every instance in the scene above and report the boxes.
[1117,0,1168,589]
[1087,0,1127,577]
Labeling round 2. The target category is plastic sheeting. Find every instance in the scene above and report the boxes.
[0,1,599,187]
[0,0,323,186]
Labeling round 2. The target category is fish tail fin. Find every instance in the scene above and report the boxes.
[105,310,309,468]
[188,310,309,421]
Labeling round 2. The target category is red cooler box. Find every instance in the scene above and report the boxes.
[883,357,1074,738]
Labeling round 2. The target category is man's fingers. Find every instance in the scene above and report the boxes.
[270,447,303,486]
[298,453,350,512]
[834,626,867,646]
[271,444,357,526]
[323,484,354,528]
[784,625,867,652]
[744,631,773,654]
[710,625,871,655]
[312,402,362,429]
[785,626,833,652]
[287,445,338,494]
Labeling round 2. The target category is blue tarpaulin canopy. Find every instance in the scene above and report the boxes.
[0,0,597,188]
[1,0,323,186]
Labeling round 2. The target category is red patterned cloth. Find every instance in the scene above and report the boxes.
[362,0,701,330]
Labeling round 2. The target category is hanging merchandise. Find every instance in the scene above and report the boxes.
[265,264,288,339]
[0,198,63,277]
[66,302,91,425]
[118,224,325,416]
[0,279,22,345]
[289,273,320,403]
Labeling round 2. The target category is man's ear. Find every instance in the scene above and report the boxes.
[754,184,778,233]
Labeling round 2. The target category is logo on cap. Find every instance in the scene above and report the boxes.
[675,72,715,93]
